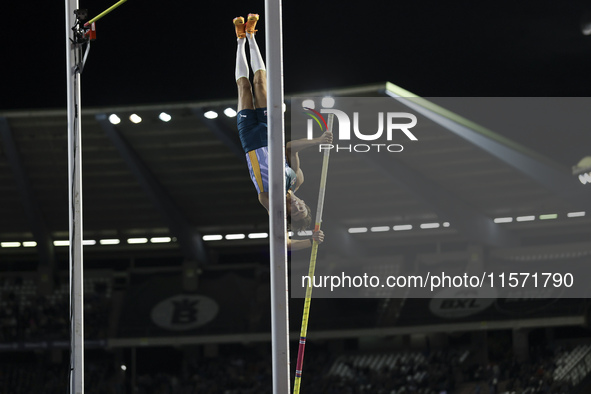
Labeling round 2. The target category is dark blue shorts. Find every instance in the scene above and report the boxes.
[237,108,268,153]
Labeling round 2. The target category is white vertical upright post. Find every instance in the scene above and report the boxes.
[264,0,291,392]
[65,1,85,393]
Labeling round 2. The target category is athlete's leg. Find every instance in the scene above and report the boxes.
[252,69,267,110]
[246,14,267,109]
[235,17,254,112]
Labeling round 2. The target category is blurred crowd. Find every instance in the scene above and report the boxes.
[0,276,111,343]
[0,346,587,393]
[0,276,588,393]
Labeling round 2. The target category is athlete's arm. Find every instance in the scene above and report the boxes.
[288,230,324,250]
[286,131,333,155]
[287,131,333,190]
[257,194,324,250]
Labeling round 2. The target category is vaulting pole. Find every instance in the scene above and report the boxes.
[84,0,127,26]
[65,0,85,393]
[264,1,291,392]
[293,113,333,394]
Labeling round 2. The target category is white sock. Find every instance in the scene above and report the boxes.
[235,38,249,81]
[247,33,266,73]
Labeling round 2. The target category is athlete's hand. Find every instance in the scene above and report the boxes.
[318,131,333,145]
[312,230,325,244]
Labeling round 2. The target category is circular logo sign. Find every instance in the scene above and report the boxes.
[150,294,219,331]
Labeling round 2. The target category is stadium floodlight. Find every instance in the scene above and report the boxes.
[108,114,121,124]
[22,241,37,247]
[82,240,96,246]
[348,227,368,234]
[129,114,142,124]
[539,214,558,220]
[420,222,440,229]
[225,233,246,240]
[99,239,120,245]
[127,238,148,244]
[494,217,513,224]
[1,242,21,248]
[53,240,70,246]
[150,237,172,243]
[224,108,237,117]
[204,110,218,119]
[370,226,390,232]
[248,232,268,239]
[202,234,223,241]
[567,211,586,218]
[393,224,412,231]
[159,112,172,122]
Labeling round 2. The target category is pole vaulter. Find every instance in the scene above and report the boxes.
[232,9,332,392]
[65,2,126,392]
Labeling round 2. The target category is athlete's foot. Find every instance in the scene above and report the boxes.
[246,13,259,35]
[234,16,246,39]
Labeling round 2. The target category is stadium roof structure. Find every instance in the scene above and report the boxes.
[1,82,591,267]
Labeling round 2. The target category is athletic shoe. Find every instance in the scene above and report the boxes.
[234,16,246,39]
[246,13,259,34]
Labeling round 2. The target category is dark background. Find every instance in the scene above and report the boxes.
[3,0,591,111]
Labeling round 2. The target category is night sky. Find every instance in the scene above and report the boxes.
[2,0,591,111]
